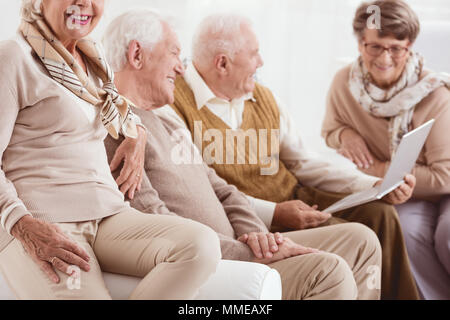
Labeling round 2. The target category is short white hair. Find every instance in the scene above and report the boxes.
[20,0,43,22]
[102,9,169,72]
[192,13,254,68]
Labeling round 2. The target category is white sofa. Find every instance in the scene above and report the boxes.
[0,259,282,300]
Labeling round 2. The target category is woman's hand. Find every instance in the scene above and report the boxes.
[382,174,416,205]
[238,232,284,259]
[110,126,147,199]
[10,216,91,284]
[339,128,375,169]
[247,237,319,265]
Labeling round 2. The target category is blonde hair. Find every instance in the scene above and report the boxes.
[20,0,43,22]
[353,0,420,43]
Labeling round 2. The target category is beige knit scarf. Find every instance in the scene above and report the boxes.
[349,52,450,156]
[20,19,138,139]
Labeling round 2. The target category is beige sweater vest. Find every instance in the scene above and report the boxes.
[171,77,298,203]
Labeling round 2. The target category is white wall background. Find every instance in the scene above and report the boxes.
[1,0,449,152]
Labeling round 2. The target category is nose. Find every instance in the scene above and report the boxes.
[257,53,264,68]
[175,57,185,76]
[378,49,393,64]
[74,0,91,7]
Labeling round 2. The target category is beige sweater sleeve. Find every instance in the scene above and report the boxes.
[410,90,450,198]
[204,163,268,261]
[204,163,269,236]
[321,70,352,149]
[0,44,32,234]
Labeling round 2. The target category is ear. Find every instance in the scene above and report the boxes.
[357,39,364,55]
[127,40,144,70]
[357,30,367,55]
[213,54,230,75]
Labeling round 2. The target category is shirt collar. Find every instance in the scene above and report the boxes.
[184,62,255,110]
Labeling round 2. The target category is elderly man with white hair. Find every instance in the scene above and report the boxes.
[155,13,420,300]
[102,9,384,300]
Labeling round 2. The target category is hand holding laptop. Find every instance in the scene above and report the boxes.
[324,120,434,214]
[376,174,416,205]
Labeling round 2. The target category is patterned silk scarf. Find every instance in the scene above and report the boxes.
[20,19,138,139]
[349,52,450,156]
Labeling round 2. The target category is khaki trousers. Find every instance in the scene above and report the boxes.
[296,186,420,300]
[0,208,221,300]
[270,223,381,300]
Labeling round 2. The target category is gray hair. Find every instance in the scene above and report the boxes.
[102,9,170,72]
[192,13,254,68]
[353,0,420,42]
[20,0,43,22]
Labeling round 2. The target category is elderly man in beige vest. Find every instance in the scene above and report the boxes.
[102,9,384,300]
[155,13,419,300]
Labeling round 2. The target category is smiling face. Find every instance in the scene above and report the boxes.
[41,0,104,44]
[140,22,184,109]
[226,23,264,99]
[358,28,411,89]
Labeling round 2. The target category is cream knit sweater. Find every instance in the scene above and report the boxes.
[0,35,128,252]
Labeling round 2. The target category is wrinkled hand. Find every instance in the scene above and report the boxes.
[11,215,91,284]
[339,128,375,169]
[237,232,284,259]
[273,200,332,230]
[381,174,416,205]
[248,237,319,265]
[110,126,147,199]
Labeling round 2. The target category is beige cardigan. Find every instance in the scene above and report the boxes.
[0,35,128,251]
[322,65,450,201]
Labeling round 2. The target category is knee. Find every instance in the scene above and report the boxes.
[313,253,358,300]
[171,220,221,271]
[345,223,382,261]
[326,254,358,300]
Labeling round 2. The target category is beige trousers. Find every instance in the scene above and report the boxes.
[0,208,221,300]
[296,186,419,300]
[269,223,382,300]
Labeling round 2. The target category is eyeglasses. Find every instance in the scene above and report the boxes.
[363,42,409,59]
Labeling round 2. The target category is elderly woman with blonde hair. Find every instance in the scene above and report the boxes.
[322,0,450,299]
[0,0,221,300]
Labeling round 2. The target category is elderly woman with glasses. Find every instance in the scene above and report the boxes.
[322,0,450,300]
[0,0,221,300]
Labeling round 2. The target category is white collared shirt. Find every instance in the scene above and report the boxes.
[155,62,379,228]
[184,61,252,130]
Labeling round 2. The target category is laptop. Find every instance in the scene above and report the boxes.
[323,119,435,214]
